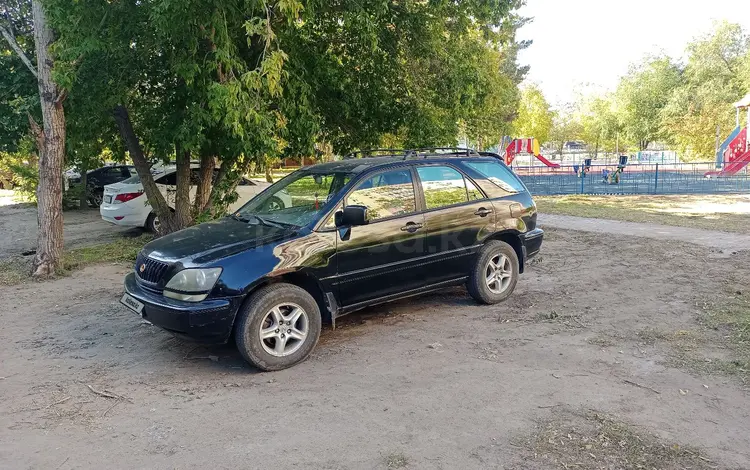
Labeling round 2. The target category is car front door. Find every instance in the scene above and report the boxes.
[333,167,427,308]
[414,164,495,283]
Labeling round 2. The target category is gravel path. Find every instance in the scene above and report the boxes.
[540,213,750,253]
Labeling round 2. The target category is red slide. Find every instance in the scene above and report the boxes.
[534,154,561,168]
[712,149,750,176]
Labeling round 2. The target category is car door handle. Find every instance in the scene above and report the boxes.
[474,207,493,217]
[400,222,423,233]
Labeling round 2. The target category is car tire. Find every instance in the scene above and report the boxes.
[89,189,104,207]
[467,240,519,305]
[263,195,285,212]
[234,283,322,371]
[145,213,160,233]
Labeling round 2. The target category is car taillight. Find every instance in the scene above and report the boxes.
[114,191,143,203]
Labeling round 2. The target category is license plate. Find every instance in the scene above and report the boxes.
[104,195,113,204]
[120,293,144,315]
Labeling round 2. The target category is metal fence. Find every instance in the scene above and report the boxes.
[514,162,750,196]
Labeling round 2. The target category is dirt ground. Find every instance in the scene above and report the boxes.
[2,218,750,469]
[0,200,134,259]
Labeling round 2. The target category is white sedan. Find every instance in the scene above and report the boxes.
[100,166,288,232]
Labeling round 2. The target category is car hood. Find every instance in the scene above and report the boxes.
[142,217,293,264]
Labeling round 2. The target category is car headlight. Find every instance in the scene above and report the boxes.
[163,268,222,302]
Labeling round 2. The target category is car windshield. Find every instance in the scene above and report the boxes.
[235,170,353,227]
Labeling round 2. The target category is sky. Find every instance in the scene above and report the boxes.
[517,0,750,106]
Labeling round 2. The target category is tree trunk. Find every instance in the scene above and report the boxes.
[192,152,214,216]
[30,0,65,277]
[265,156,273,183]
[113,104,176,234]
[173,144,192,230]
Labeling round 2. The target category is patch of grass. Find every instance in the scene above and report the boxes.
[62,234,153,271]
[526,409,715,469]
[0,234,152,286]
[536,194,750,233]
[0,257,31,286]
[383,452,409,469]
[695,290,750,379]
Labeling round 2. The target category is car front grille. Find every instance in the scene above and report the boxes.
[134,253,171,284]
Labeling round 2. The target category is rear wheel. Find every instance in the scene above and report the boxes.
[89,189,103,207]
[145,212,160,233]
[234,283,321,371]
[467,240,519,304]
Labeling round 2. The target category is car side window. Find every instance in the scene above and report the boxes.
[416,165,482,210]
[464,160,525,194]
[346,169,416,221]
[155,172,177,185]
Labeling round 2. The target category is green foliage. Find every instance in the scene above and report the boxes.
[513,84,553,143]
[662,21,750,160]
[0,0,40,153]
[615,56,682,150]
[557,22,750,160]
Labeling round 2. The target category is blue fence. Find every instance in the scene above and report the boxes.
[514,162,750,196]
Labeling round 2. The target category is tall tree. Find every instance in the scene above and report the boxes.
[512,84,553,143]
[662,22,749,160]
[2,0,67,276]
[615,55,682,151]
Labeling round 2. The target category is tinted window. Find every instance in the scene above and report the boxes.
[347,169,416,221]
[155,172,177,185]
[465,160,526,193]
[417,166,477,210]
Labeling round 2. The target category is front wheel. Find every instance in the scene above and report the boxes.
[234,283,322,371]
[467,240,519,304]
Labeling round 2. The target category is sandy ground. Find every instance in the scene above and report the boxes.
[540,213,750,252]
[2,221,750,469]
[0,202,136,258]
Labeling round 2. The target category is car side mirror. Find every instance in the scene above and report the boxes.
[335,205,369,227]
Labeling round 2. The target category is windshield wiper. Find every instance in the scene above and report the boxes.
[246,214,288,229]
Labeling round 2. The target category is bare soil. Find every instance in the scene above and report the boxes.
[0,202,135,259]
[2,222,750,469]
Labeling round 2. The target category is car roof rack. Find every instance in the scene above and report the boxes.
[408,147,482,159]
[343,147,483,160]
[343,149,410,159]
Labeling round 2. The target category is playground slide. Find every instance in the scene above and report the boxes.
[716,127,741,167]
[534,154,561,168]
[712,149,750,176]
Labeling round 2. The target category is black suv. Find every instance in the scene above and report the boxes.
[121,149,543,370]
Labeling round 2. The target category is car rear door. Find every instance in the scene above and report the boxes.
[414,164,496,283]
[333,166,427,308]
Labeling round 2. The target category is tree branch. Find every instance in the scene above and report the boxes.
[0,23,38,79]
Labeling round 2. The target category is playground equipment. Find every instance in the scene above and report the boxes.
[602,155,628,184]
[573,158,592,178]
[705,93,750,177]
[504,138,560,168]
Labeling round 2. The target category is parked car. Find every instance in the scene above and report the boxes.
[68,164,137,207]
[120,149,543,370]
[100,165,281,232]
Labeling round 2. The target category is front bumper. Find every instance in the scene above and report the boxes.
[522,228,544,261]
[124,273,241,343]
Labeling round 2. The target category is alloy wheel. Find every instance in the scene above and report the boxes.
[485,253,512,294]
[258,303,309,357]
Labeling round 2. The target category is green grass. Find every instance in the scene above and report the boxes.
[0,234,152,286]
[62,234,153,271]
[696,289,750,378]
[526,409,714,469]
[536,194,750,233]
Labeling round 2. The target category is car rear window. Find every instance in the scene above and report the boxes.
[464,160,526,193]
